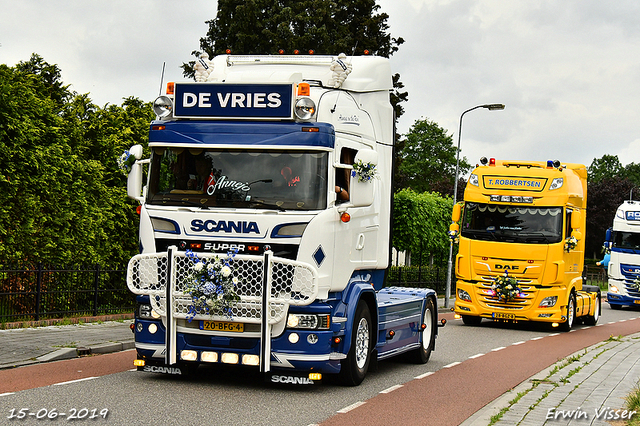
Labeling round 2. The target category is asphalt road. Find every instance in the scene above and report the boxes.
[1,304,639,426]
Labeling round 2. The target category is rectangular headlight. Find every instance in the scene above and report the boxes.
[287,313,330,330]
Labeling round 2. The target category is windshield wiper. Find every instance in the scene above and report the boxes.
[177,199,209,209]
[248,200,286,211]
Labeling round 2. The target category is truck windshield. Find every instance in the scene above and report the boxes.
[147,148,328,210]
[611,231,640,251]
[461,203,563,244]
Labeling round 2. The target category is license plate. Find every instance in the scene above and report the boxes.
[493,312,516,320]
[634,300,640,305]
[200,321,244,332]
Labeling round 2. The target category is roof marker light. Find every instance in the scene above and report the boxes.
[166,82,174,95]
[547,160,554,168]
[489,158,496,166]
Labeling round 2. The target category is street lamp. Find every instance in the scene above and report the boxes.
[444,103,505,309]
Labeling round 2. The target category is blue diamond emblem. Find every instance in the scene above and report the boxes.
[313,246,326,267]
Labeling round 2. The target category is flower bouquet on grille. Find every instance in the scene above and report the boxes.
[630,277,640,292]
[491,271,522,302]
[183,249,240,321]
[351,160,378,183]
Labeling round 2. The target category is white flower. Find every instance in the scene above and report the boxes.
[206,300,215,307]
[221,266,232,277]
[506,285,512,290]
[207,263,215,271]
[232,277,239,285]
[217,293,223,300]
[194,262,204,271]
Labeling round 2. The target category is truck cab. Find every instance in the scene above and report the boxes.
[125,54,439,385]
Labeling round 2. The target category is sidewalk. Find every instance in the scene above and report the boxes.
[0,318,135,370]
[462,332,640,426]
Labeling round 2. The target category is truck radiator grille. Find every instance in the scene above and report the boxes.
[127,250,318,324]
[475,280,534,310]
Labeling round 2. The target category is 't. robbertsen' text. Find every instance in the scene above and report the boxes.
[547,407,637,421]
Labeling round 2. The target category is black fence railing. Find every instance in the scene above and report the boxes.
[0,264,134,323]
[386,264,450,295]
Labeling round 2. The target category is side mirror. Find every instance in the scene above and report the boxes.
[571,210,582,229]
[349,149,378,207]
[126,145,146,202]
[449,223,460,233]
[130,144,144,160]
[452,203,462,222]
[571,230,583,241]
[605,228,612,242]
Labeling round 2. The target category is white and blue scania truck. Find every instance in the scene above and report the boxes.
[604,200,640,309]
[125,53,442,385]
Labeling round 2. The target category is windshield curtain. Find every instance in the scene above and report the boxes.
[461,203,563,244]
[147,148,328,210]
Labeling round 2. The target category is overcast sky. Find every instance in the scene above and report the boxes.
[2,0,640,170]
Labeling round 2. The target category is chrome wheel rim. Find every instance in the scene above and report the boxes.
[355,317,370,369]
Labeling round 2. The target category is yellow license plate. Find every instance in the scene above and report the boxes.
[493,312,516,320]
[200,321,244,332]
[634,300,640,305]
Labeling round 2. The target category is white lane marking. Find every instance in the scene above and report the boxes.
[548,333,560,337]
[337,401,366,414]
[380,384,403,394]
[415,371,434,379]
[0,392,15,397]
[443,361,461,369]
[469,353,485,359]
[513,341,526,345]
[491,346,506,352]
[53,376,98,386]
[531,337,544,341]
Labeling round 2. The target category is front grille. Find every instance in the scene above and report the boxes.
[474,280,535,310]
[127,251,318,324]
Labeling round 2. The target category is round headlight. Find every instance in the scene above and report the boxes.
[153,96,173,119]
[294,98,316,120]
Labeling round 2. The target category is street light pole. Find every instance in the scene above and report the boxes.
[444,103,505,309]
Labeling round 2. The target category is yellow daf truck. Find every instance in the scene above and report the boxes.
[452,158,601,331]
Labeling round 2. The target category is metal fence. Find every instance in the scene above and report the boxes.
[0,264,134,323]
[386,264,449,294]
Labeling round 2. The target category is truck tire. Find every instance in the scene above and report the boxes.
[462,315,482,326]
[339,301,372,386]
[584,293,601,326]
[410,297,436,364]
[560,293,576,332]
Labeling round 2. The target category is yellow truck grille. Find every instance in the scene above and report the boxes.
[474,280,535,310]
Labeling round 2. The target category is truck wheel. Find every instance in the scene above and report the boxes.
[339,301,372,386]
[560,293,576,332]
[584,293,601,326]
[462,315,482,326]
[409,298,436,364]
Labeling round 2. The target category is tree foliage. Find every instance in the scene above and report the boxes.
[587,154,623,185]
[0,55,153,266]
[182,0,408,120]
[392,189,452,262]
[396,118,470,195]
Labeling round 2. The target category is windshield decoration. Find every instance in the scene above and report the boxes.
[461,203,563,244]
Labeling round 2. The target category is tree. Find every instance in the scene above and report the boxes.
[182,0,408,119]
[396,118,471,195]
[588,154,623,184]
[392,189,452,263]
[0,55,153,266]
